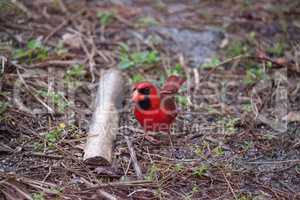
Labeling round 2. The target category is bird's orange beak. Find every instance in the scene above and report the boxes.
[132,90,144,102]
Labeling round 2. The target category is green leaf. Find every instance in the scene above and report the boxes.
[193,164,208,177]
[146,51,159,63]
[130,74,145,83]
[267,42,285,57]
[13,39,49,62]
[174,163,184,172]
[168,63,183,75]
[36,48,49,60]
[27,39,42,49]
[65,64,86,79]
[244,67,264,85]
[97,11,114,26]
[45,124,65,144]
[131,52,148,64]
[38,90,69,112]
[212,146,224,157]
[13,48,28,59]
[176,95,188,106]
[200,57,221,69]
[55,41,68,55]
[119,42,129,54]
[226,40,248,57]
[145,164,158,181]
[32,192,44,200]
[119,56,134,69]
[118,50,159,70]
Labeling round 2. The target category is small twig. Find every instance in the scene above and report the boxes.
[75,30,96,82]
[127,189,155,197]
[16,68,55,114]
[221,171,238,200]
[29,59,85,68]
[44,9,86,42]
[77,180,155,193]
[25,152,64,159]
[42,166,52,183]
[125,136,143,179]
[96,190,118,200]
[2,181,32,200]
[44,19,69,42]
[203,54,249,80]
[193,67,200,91]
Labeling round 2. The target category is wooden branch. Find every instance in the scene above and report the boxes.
[84,69,126,165]
[125,136,143,179]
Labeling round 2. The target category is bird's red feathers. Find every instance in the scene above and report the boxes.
[132,75,185,133]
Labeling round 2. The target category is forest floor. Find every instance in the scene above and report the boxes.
[0,0,300,199]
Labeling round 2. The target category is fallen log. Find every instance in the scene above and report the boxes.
[84,69,126,165]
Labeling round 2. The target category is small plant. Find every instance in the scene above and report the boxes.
[14,39,49,62]
[212,146,224,157]
[207,106,219,114]
[226,41,248,57]
[267,42,285,57]
[238,194,251,200]
[0,1,16,12]
[222,117,240,134]
[262,133,276,140]
[185,186,200,200]
[242,141,253,151]
[167,63,184,76]
[130,74,145,83]
[176,95,188,107]
[33,142,43,151]
[64,64,86,86]
[266,61,273,68]
[45,123,65,144]
[242,102,252,113]
[244,67,265,85]
[136,16,159,28]
[145,164,158,181]
[38,90,69,112]
[50,187,64,194]
[97,11,115,27]
[174,163,184,172]
[191,186,199,193]
[193,164,208,177]
[54,40,68,55]
[32,192,44,200]
[118,46,160,69]
[194,145,204,157]
[200,57,221,69]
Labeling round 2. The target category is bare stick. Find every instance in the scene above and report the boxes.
[222,171,238,200]
[84,70,126,165]
[125,136,143,179]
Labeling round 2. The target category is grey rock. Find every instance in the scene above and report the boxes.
[152,27,225,67]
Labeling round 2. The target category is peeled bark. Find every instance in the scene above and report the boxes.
[84,69,126,165]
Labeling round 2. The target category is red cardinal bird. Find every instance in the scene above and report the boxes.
[132,75,185,145]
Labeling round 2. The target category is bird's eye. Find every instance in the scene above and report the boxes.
[138,88,150,95]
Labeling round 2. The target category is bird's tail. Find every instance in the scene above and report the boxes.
[161,75,186,94]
